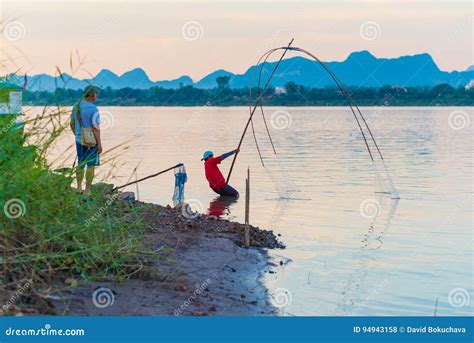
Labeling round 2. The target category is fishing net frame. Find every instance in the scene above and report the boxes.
[243,42,400,199]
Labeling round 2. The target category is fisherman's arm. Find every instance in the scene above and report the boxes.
[92,109,103,154]
[92,126,102,154]
[220,148,240,161]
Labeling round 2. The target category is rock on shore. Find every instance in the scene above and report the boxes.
[50,193,285,316]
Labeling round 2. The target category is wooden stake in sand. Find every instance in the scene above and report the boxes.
[245,167,250,247]
[135,168,140,201]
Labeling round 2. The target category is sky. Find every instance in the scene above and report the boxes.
[1,0,472,81]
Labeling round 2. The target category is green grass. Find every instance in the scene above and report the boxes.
[0,109,150,314]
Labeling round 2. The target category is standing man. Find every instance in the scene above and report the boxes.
[70,85,102,194]
[202,149,239,197]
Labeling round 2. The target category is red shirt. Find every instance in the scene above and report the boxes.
[204,156,226,191]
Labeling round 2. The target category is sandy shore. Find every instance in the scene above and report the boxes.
[49,196,285,316]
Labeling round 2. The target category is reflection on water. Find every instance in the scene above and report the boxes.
[360,198,400,250]
[207,196,238,219]
[339,197,400,315]
[40,106,472,316]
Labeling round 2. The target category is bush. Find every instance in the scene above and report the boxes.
[0,109,147,314]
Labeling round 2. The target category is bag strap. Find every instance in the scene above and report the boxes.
[75,101,84,128]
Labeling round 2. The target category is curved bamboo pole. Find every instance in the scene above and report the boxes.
[226,39,294,183]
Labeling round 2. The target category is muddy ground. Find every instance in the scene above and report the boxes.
[48,200,285,316]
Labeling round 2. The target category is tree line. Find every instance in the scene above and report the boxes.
[23,79,473,107]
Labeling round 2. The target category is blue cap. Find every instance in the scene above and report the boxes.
[201,150,213,161]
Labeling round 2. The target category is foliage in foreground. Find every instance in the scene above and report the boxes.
[0,110,147,314]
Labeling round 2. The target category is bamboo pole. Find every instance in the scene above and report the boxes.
[226,38,294,184]
[113,163,183,191]
[244,167,250,247]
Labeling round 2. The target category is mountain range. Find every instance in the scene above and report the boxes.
[15,51,474,91]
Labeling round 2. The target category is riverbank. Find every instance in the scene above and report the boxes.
[43,189,285,316]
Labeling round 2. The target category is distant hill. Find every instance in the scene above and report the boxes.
[227,51,473,89]
[155,75,193,89]
[15,51,474,91]
[195,69,234,89]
